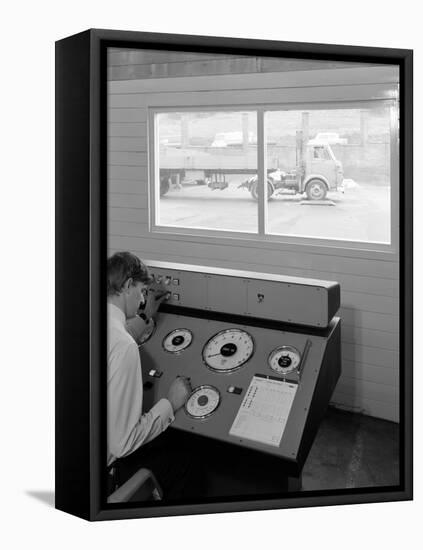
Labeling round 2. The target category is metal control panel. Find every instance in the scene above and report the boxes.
[146,260,340,328]
[139,311,340,467]
[135,260,341,470]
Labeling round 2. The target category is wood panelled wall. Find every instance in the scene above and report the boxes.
[107,50,400,422]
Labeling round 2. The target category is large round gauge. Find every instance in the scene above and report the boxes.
[268,345,301,375]
[162,328,193,353]
[185,385,220,419]
[137,319,156,346]
[202,328,254,373]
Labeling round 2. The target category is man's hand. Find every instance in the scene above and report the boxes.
[167,377,192,413]
[142,285,170,320]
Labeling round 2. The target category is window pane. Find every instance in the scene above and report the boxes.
[156,111,257,233]
[265,107,393,244]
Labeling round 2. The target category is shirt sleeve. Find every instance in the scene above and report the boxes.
[108,340,174,461]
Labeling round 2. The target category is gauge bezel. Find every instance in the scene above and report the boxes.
[202,328,255,374]
[184,385,221,419]
[137,318,156,347]
[162,328,194,354]
[267,345,302,375]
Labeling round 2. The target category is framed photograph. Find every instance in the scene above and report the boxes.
[55,29,412,521]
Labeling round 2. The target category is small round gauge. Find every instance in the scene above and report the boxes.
[268,345,301,375]
[185,385,220,419]
[137,319,156,346]
[162,328,193,353]
[202,328,254,373]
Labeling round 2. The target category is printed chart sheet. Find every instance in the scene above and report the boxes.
[229,375,298,447]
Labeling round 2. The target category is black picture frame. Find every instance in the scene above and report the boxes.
[55,28,413,521]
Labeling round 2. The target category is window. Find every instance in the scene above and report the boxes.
[154,110,257,233]
[264,106,394,243]
[150,91,398,250]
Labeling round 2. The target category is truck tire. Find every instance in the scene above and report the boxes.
[160,177,170,196]
[250,179,274,201]
[305,179,327,201]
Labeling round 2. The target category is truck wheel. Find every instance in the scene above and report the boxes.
[160,177,170,196]
[250,179,274,201]
[306,179,327,201]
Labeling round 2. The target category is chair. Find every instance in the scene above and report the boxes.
[107,467,163,503]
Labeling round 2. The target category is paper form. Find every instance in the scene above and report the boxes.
[229,375,298,447]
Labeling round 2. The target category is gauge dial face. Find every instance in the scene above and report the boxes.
[268,346,301,375]
[202,328,254,373]
[185,385,220,419]
[162,328,193,353]
[137,319,156,346]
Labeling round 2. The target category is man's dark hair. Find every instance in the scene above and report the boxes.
[107,252,154,296]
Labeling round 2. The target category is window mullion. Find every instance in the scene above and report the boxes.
[257,109,267,235]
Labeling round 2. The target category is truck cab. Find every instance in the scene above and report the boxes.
[302,142,344,200]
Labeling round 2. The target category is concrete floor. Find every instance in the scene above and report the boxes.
[302,407,400,491]
[198,406,400,498]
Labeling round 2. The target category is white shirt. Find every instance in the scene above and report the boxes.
[107,303,174,466]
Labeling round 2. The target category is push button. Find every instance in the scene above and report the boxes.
[149,369,163,378]
[227,386,243,395]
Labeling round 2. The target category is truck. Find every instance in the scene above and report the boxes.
[239,138,344,201]
[159,131,344,201]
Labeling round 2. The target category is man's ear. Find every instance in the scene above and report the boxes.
[123,278,133,293]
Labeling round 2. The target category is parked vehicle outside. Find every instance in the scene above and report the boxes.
[308,132,348,145]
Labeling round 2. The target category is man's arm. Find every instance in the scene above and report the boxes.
[125,315,150,342]
[108,341,174,460]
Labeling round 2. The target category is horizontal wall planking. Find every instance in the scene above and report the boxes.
[108,66,398,94]
[108,181,145,194]
[108,84,395,110]
[106,238,341,280]
[109,152,148,166]
[341,360,399,386]
[341,325,399,351]
[341,343,398,369]
[330,391,398,422]
[108,207,148,222]
[109,194,147,209]
[108,194,147,208]
[307,270,399,298]
[108,108,147,122]
[108,166,146,180]
[341,291,397,316]
[112,165,149,181]
[340,308,399,333]
[108,137,147,151]
[107,234,399,279]
[108,122,146,137]
[334,376,398,405]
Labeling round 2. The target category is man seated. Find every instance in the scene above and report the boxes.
[107,251,196,500]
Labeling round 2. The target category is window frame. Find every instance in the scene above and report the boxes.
[149,96,399,258]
